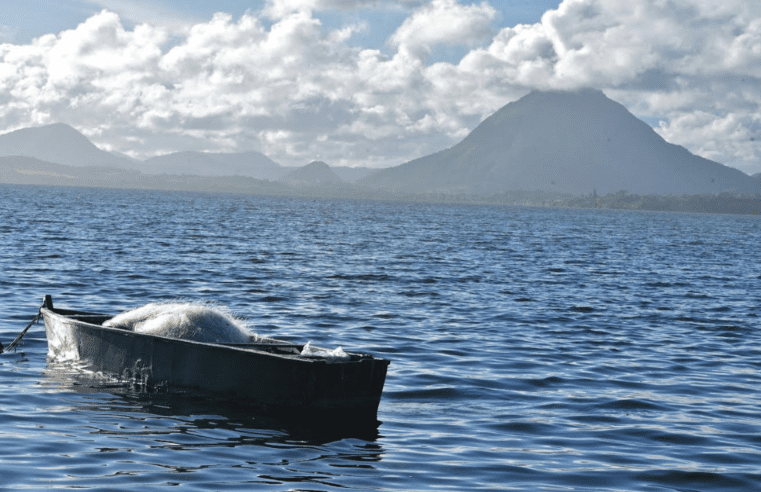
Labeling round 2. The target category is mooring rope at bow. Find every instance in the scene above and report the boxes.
[1,308,42,354]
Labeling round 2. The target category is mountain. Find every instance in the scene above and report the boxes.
[0,124,285,179]
[277,161,344,187]
[141,151,283,180]
[0,123,133,168]
[360,89,758,195]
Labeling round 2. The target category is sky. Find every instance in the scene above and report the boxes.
[1,0,760,174]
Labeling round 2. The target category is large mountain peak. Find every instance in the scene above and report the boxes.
[362,89,756,195]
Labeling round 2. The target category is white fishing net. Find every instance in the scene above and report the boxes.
[103,302,256,344]
[300,341,349,359]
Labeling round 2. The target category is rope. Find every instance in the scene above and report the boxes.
[1,309,42,354]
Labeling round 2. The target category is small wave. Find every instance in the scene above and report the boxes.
[650,431,709,446]
[489,421,557,435]
[527,376,566,387]
[646,281,674,288]
[639,470,754,490]
[594,398,665,412]
[564,259,588,265]
[401,291,439,298]
[684,292,711,299]
[709,306,731,312]
[456,276,481,283]
[389,386,462,400]
[328,273,393,282]
[570,306,594,313]
[260,296,287,302]
[675,316,708,323]
[717,324,744,332]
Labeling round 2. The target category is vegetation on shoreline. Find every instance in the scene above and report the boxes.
[556,190,761,215]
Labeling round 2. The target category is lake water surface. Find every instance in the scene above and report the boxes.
[1,185,760,491]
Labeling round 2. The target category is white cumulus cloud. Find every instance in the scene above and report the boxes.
[390,0,497,58]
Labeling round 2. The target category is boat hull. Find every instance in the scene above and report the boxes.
[41,303,389,424]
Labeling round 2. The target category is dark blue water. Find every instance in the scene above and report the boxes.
[1,185,760,491]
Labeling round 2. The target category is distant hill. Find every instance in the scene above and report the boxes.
[278,161,344,187]
[0,123,133,168]
[331,166,376,183]
[0,155,298,194]
[0,155,138,185]
[141,151,283,180]
[360,89,758,195]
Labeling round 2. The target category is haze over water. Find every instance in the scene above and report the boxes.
[1,185,760,491]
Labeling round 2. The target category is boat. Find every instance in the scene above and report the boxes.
[39,295,389,424]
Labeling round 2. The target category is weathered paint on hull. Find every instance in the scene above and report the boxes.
[41,305,389,424]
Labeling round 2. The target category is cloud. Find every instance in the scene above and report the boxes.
[1,0,760,173]
[390,0,497,58]
[0,11,166,131]
[657,110,760,166]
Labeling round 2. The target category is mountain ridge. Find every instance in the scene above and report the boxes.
[1,91,758,196]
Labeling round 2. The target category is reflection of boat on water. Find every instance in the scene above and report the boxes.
[40,295,389,426]
[40,359,385,444]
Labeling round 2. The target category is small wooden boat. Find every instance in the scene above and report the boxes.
[40,296,389,424]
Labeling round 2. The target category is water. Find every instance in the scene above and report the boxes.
[1,184,760,491]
